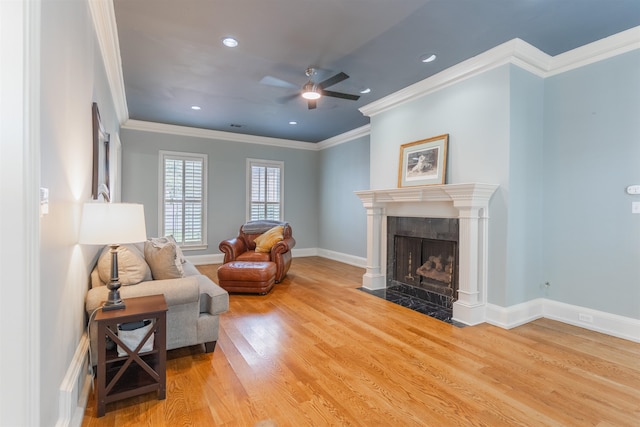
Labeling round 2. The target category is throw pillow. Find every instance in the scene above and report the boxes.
[97,244,152,286]
[254,225,284,253]
[144,239,185,280]
[166,235,186,263]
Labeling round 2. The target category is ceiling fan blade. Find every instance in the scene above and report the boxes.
[276,93,300,104]
[322,90,360,101]
[307,99,317,110]
[260,75,298,89]
[318,72,349,89]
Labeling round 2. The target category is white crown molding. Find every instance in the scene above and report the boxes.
[548,25,640,76]
[359,38,550,117]
[122,119,320,151]
[87,0,128,125]
[99,13,638,149]
[316,124,371,150]
[360,25,640,117]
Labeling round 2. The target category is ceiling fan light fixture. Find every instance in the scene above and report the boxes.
[301,82,321,100]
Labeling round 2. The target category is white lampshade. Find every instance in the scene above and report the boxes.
[79,202,147,245]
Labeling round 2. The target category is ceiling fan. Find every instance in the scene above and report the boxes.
[263,67,360,110]
[299,67,360,110]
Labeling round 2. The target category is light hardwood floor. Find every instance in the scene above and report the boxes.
[82,257,640,426]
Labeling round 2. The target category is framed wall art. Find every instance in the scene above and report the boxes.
[398,134,449,188]
[91,102,111,201]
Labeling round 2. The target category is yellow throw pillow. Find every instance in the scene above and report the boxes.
[254,225,284,253]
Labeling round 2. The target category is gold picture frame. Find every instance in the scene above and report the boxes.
[398,134,449,188]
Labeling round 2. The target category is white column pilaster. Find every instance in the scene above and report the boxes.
[362,205,386,289]
[451,202,485,325]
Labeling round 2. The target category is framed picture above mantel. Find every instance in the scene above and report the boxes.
[397,134,449,188]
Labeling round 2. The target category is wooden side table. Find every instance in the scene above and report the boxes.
[94,294,168,417]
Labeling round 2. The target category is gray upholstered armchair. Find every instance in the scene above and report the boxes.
[219,220,295,283]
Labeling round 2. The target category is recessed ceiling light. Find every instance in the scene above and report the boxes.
[360,88,371,94]
[420,53,437,63]
[191,105,201,110]
[289,121,297,125]
[222,37,238,48]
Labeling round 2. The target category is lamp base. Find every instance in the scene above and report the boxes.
[102,300,126,311]
[102,245,126,311]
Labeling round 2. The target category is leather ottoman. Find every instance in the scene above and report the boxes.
[217,261,277,294]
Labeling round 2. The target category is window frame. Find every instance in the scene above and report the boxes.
[246,158,284,222]
[158,150,208,251]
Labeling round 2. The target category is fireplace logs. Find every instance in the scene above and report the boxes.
[416,255,454,285]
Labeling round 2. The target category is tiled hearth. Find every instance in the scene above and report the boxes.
[358,284,466,327]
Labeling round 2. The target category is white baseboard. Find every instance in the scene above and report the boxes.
[185,248,367,268]
[485,299,545,329]
[316,248,367,268]
[186,253,224,265]
[486,298,640,343]
[55,333,92,427]
[182,252,640,342]
[542,299,640,343]
[291,247,318,258]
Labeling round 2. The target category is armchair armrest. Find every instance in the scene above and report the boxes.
[271,236,296,256]
[219,237,247,263]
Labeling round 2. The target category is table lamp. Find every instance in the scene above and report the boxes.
[79,202,147,311]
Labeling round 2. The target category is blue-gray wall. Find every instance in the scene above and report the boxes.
[318,136,370,258]
[120,129,321,255]
[38,0,120,423]
[506,66,545,305]
[367,52,639,318]
[543,50,640,318]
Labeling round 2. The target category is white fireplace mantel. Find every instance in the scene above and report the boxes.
[355,183,499,325]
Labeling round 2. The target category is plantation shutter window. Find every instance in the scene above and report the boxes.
[247,159,283,221]
[160,151,207,249]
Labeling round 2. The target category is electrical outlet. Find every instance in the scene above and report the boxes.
[578,313,593,323]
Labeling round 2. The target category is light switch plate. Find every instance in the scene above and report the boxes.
[40,188,49,216]
[633,201,640,214]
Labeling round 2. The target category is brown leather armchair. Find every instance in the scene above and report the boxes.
[219,220,295,283]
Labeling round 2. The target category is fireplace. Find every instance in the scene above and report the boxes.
[355,183,498,325]
[388,217,459,309]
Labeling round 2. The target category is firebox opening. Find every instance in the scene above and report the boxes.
[386,217,460,313]
[393,236,458,301]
